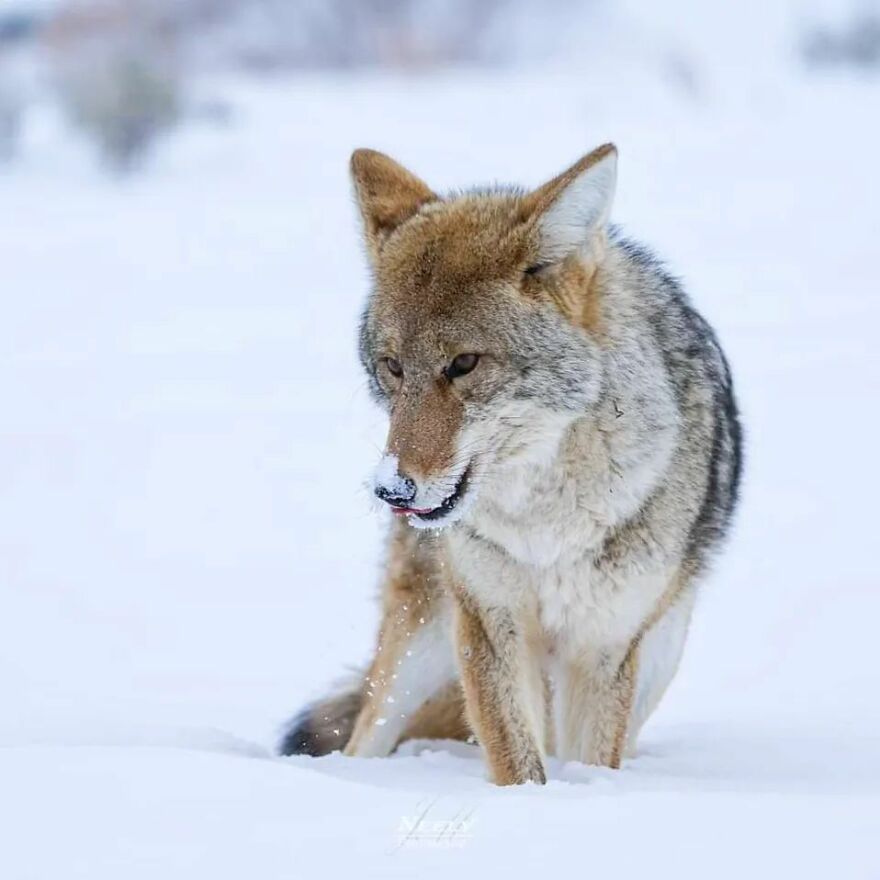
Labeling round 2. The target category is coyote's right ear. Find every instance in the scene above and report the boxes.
[523,143,617,265]
[350,149,436,260]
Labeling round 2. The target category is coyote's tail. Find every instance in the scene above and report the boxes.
[278,675,470,757]
[278,674,363,757]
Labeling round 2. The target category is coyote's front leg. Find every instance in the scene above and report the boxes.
[454,592,547,785]
[555,645,638,768]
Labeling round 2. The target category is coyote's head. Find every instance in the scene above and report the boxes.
[354,144,617,529]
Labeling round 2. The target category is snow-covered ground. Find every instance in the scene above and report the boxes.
[2,3,879,877]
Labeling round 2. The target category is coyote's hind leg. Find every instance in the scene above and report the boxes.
[345,526,457,758]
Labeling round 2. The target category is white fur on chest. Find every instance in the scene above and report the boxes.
[464,409,672,568]
[533,562,670,654]
[451,527,670,655]
[477,465,602,569]
[450,416,675,654]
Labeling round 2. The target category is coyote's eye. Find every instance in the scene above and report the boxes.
[446,353,480,379]
[524,263,550,277]
[383,357,403,378]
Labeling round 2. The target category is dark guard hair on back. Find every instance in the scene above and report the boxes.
[610,229,743,576]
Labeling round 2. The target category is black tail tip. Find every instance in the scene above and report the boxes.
[278,707,326,757]
[276,685,361,757]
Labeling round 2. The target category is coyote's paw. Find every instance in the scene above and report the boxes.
[491,751,547,786]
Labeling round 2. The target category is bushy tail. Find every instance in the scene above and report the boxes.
[278,677,470,757]
[278,674,363,757]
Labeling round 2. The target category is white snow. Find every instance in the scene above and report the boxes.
[2,2,880,877]
[374,452,410,498]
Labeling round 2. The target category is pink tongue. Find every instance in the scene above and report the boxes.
[392,506,434,516]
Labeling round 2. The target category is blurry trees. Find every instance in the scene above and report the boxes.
[37,0,573,172]
[803,6,880,70]
[0,80,22,162]
[0,4,42,163]
[46,0,548,78]
[216,0,512,70]
[54,53,180,173]
[46,2,183,172]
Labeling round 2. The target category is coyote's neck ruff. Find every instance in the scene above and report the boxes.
[281,145,742,785]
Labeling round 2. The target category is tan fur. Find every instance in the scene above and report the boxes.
[626,568,696,731]
[350,149,436,259]
[454,590,546,785]
[608,568,694,767]
[609,647,639,768]
[348,146,631,781]
[316,144,738,786]
[386,382,464,484]
[344,521,453,757]
[342,623,407,756]
[532,251,606,337]
[352,152,613,493]
[342,554,691,768]
[398,681,470,745]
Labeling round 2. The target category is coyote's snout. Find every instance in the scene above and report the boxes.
[373,452,471,524]
[371,356,473,526]
[280,144,742,785]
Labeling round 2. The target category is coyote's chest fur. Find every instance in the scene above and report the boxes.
[450,417,674,655]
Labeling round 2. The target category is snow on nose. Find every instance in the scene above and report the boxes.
[373,454,417,506]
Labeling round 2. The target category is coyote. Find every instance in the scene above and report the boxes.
[280,144,742,785]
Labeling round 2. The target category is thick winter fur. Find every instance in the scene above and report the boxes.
[279,145,742,785]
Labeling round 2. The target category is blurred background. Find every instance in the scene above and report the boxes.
[2,4,880,874]
[1,0,878,771]
[2,0,879,173]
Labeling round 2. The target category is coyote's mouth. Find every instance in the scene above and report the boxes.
[391,466,471,525]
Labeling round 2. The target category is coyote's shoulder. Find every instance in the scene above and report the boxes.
[280,145,742,785]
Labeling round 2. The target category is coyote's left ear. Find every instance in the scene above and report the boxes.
[350,149,437,260]
[524,143,617,264]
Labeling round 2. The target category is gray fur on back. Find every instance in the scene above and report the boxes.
[597,227,743,578]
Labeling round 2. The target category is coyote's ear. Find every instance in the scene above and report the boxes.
[523,143,617,264]
[350,149,436,260]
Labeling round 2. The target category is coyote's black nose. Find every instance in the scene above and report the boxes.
[375,475,417,507]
